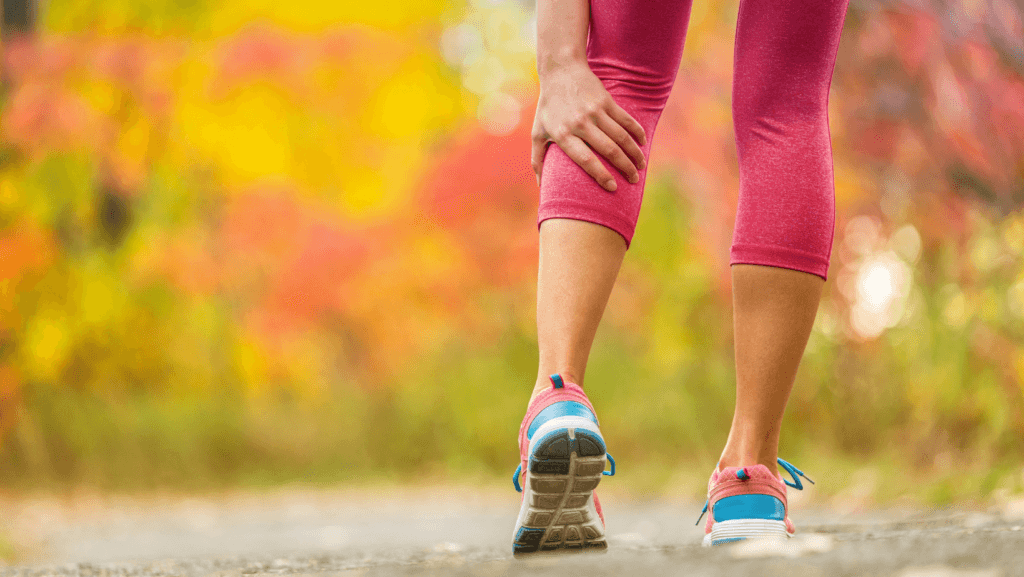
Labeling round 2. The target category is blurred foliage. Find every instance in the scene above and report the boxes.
[0,0,1022,504]
[0,531,13,563]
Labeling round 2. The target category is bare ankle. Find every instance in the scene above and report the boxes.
[717,450,779,476]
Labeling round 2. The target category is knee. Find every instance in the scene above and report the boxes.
[731,88,830,149]
[732,72,829,125]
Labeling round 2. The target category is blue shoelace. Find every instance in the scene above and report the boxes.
[695,457,814,525]
[513,453,616,493]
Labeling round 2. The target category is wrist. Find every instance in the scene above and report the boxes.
[538,49,587,78]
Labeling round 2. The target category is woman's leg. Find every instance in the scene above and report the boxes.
[531,219,626,404]
[719,264,823,475]
[534,0,694,400]
[515,1,694,553]
[722,0,850,475]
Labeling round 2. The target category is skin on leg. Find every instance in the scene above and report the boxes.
[718,263,824,477]
[531,218,627,404]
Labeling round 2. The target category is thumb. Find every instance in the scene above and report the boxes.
[531,140,549,189]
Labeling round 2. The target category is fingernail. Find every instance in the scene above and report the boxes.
[605,179,617,190]
[629,173,639,184]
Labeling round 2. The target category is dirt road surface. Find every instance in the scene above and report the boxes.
[2,485,1023,576]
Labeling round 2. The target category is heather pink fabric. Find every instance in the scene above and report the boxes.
[704,464,795,535]
[516,375,605,526]
[537,0,851,281]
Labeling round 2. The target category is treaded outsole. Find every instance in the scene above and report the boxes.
[512,427,608,556]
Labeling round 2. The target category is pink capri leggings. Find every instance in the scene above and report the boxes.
[537,0,851,280]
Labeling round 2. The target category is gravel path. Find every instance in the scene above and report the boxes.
[2,486,1022,576]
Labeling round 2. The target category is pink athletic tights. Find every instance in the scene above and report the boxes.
[537,0,851,280]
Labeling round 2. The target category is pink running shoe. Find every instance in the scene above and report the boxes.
[511,373,615,555]
[697,458,814,546]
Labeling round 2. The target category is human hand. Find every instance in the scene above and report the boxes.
[531,61,647,191]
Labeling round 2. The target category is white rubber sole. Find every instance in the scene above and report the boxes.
[512,417,608,555]
[702,519,792,547]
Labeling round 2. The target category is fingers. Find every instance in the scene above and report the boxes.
[605,100,647,148]
[557,133,619,191]
[535,124,618,192]
[531,137,550,188]
[593,108,647,175]
[531,99,648,192]
[576,120,641,185]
